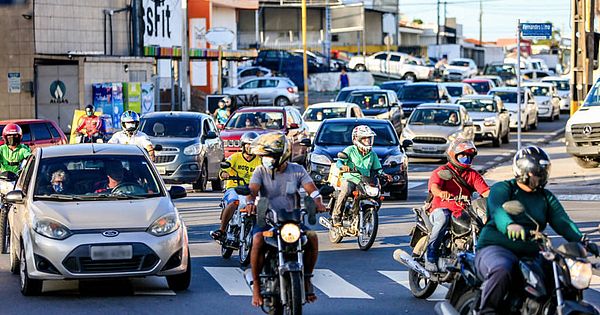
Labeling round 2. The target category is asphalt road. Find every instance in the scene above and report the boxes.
[0,115,598,315]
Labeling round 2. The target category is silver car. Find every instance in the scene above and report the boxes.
[223,77,299,106]
[7,144,190,295]
[401,104,475,158]
[457,95,510,147]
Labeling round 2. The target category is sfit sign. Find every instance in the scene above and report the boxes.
[143,0,182,48]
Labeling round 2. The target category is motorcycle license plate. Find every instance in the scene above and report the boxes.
[157,167,166,175]
[90,245,133,260]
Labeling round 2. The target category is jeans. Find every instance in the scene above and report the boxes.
[426,208,450,263]
[475,245,519,314]
[332,180,357,224]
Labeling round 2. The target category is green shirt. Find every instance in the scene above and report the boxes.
[477,179,582,257]
[0,144,31,174]
[336,145,383,184]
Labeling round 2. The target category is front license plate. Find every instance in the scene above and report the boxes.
[90,245,133,260]
[421,146,437,152]
[157,167,166,175]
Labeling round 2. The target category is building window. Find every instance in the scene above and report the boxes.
[129,70,147,82]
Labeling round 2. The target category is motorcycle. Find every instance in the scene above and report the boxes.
[439,200,600,315]
[0,171,18,254]
[218,161,254,266]
[393,169,487,299]
[319,152,385,251]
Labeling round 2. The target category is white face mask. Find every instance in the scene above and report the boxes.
[262,157,276,170]
[125,122,137,130]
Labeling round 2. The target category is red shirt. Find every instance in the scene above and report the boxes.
[428,163,490,217]
[76,115,102,136]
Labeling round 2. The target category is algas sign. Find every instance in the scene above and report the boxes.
[143,0,182,48]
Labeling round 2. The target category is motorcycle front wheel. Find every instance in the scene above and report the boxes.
[0,206,10,254]
[286,271,303,315]
[357,209,378,251]
[239,221,252,266]
[408,248,438,299]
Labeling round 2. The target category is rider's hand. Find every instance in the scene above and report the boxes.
[246,203,257,215]
[340,165,350,173]
[438,191,452,200]
[507,224,526,241]
[315,198,327,213]
[585,241,599,256]
[220,172,230,179]
[384,174,393,182]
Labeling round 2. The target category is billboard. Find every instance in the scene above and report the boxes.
[331,4,364,33]
[143,0,182,48]
[124,82,142,114]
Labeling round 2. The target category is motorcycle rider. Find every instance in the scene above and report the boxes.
[244,132,326,307]
[425,138,490,271]
[332,125,392,227]
[0,123,31,174]
[76,104,103,142]
[108,110,155,162]
[210,131,261,242]
[475,146,599,314]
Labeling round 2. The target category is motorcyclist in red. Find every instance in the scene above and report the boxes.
[76,104,103,143]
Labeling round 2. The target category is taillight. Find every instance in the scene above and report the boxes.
[287,87,295,93]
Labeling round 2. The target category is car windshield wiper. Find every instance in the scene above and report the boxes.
[94,194,147,200]
[410,122,425,125]
[34,194,85,201]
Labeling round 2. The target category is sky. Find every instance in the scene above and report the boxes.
[398,0,570,41]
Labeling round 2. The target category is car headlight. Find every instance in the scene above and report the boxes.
[565,258,592,290]
[484,117,496,126]
[384,155,404,166]
[448,131,462,141]
[401,128,414,140]
[147,213,180,236]
[280,223,301,243]
[33,218,72,240]
[184,143,203,155]
[364,185,380,197]
[311,154,332,165]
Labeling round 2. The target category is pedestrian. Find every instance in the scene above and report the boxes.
[338,67,350,89]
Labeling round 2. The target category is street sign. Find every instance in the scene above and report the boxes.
[7,72,20,93]
[521,23,552,39]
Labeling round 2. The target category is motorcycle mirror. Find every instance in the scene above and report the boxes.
[319,184,335,197]
[220,161,232,169]
[256,198,269,229]
[502,200,526,216]
[304,196,317,225]
[438,170,453,181]
[234,185,251,196]
[0,171,18,182]
[337,152,348,160]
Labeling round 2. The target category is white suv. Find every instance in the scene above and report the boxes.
[348,52,433,81]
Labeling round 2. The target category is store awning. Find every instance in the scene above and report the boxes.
[143,46,258,61]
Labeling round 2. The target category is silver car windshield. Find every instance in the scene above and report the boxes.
[34,155,163,200]
[303,107,346,121]
[225,112,284,130]
[458,100,496,113]
[409,109,461,126]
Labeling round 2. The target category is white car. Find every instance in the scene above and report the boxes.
[442,82,477,103]
[237,66,272,84]
[444,58,478,81]
[302,102,364,138]
[522,82,561,121]
[348,52,433,81]
[488,87,539,131]
[541,76,571,112]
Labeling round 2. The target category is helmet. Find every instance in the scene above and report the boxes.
[2,123,22,146]
[85,104,95,117]
[251,132,291,168]
[513,146,551,190]
[352,125,376,153]
[240,131,259,155]
[447,138,478,170]
[121,110,140,134]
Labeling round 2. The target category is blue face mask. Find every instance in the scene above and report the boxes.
[52,183,63,193]
[457,155,473,165]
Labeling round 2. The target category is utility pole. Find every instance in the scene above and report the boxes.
[443,1,447,44]
[436,0,440,45]
[570,0,595,115]
[479,0,483,45]
[181,0,190,111]
[324,0,331,68]
[517,19,522,151]
[302,0,309,109]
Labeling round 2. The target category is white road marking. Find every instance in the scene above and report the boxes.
[494,156,504,162]
[312,269,373,299]
[204,267,252,296]
[591,275,600,293]
[408,181,427,190]
[132,277,176,296]
[555,194,600,201]
[378,270,448,301]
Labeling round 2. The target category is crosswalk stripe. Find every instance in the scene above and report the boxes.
[592,275,600,292]
[378,270,448,301]
[408,181,426,190]
[313,269,374,299]
[204,267,252,296]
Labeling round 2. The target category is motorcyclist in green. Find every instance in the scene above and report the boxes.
[0,123,31,174]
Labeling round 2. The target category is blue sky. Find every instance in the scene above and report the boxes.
[398,0,570,41]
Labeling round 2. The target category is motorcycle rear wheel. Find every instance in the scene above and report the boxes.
[357,209,378,251]
[454,289,479,315]
[408,251,438,299]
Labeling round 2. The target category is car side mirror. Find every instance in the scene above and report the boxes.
[300,138,311,147]
[169,186,187,200]
[0,171,18,182]
[206,131,218,139]
[401,139,413,148]
[289,123,300,129]
[154,144,163,152]
[6,190,24,204]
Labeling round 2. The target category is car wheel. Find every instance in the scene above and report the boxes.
[502,127,510,144]
[193,161,208,192]
[166,248,192,291]
[523,115,530,131]
[10,238,19,274]
[555,109,560,120]
[355,64,366,71]
[211,178,223,192]
[574,156,600,169]
[20,244,42,296]
[391,184,408,201]
[274,96,290,107]
[403,73,417,82]
[531,116,538,130]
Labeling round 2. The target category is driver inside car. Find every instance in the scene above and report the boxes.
[94,161,125,194]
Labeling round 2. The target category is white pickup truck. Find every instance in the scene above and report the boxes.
[348,52,433,82]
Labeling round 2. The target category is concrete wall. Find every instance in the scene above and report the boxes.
[0,1,35,119]
[308,72,374,92]
[34,0,130,56]
[210,5,238,92]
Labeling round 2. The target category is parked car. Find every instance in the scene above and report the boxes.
[522,82,561,121]
[348,52,433,81]
[488,87,539,130]
[302,102,364,138]
[473,75,504,87]
[8,144,190,295]
[223,77,299,106]
[456,95,510,147]
[401,104,475,159]
[0,119,68,150]
[397,82,452,118]
[219,106,310,165]
[442,82,477,103]
[345,89,404,136]
[541,76,571,112]
[291,49,347,71]
[334,85,380,102]
[140,112,224,191]
[237,66,272,84]
[307,118,411,199]
[565,78,600,168]
[254,50,323,74]
[379,80,408,96]
[463,78,496,95]
[443,58,478,81]
[483,63,518,86]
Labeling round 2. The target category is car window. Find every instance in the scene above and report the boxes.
[207,118,218,133]
[468,81,492,94]
[409,108,461,126]
[31,123,52,141]
[304,107,347,121]
[529,86,551,97]
[489,91,522,103]
[374,53,388,60]
[457,99,497,112]
[291,109,303,125]
[399,85,438,101]
[286,110,294,127]
[335,90,351,102]
[354,107,364,117]
[225,111,284,130]
[140,117,201,138]
[47,123,61,139]
[203,120,211,135]
[241,80,259,89]
[446,86,463,97]
[241,68,256,77]
[389,55,401,62]
[316,122,398,146]
[260,79,278,88]
[347,92,389,108]
[450,61,470,67]
[265,51,278,59]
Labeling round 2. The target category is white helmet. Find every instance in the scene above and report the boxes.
[352,125,376,152]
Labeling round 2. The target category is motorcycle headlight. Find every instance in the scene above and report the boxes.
[364,185,380,197]
[565,258,592,290]
[147,213,180,236]
[310,154,332,166]
[280,223,301,243]
[384,155,404,166]
[183,143,203,155]
[483,117,496,126]
[33,218,72,240]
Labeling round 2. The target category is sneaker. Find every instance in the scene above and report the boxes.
[424,261,438,272]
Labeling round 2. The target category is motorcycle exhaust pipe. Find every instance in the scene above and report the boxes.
[393,249,431,279]
[434,301,460,315]
[319,216,332,229]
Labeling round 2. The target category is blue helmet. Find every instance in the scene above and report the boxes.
[121,110,140,133]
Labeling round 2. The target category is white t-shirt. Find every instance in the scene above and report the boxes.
[108,131,153,149]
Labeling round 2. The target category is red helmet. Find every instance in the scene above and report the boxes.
[2,123,23,144]
[446,138,477,170]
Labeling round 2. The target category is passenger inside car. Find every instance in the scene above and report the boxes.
[444,112,460,126]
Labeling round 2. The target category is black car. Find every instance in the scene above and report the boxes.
[345,89,404,136]
[305,118,412,200]
[254,50,324,89]
[380,80,408,96]
[398,82,452,118]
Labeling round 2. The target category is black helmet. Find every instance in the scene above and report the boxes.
[85,104,95,117]
[240,131,259,155]
[512,146,551,190]
[251,132,291,168]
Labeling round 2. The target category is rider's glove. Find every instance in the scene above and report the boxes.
[586,241,599,256]
[507,224,526,241]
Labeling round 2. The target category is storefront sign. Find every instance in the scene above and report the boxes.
[143,0,182,48]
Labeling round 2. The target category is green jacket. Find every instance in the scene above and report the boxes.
[0,144,31,174]
[336,145,383,184]
[477,179,582,257]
